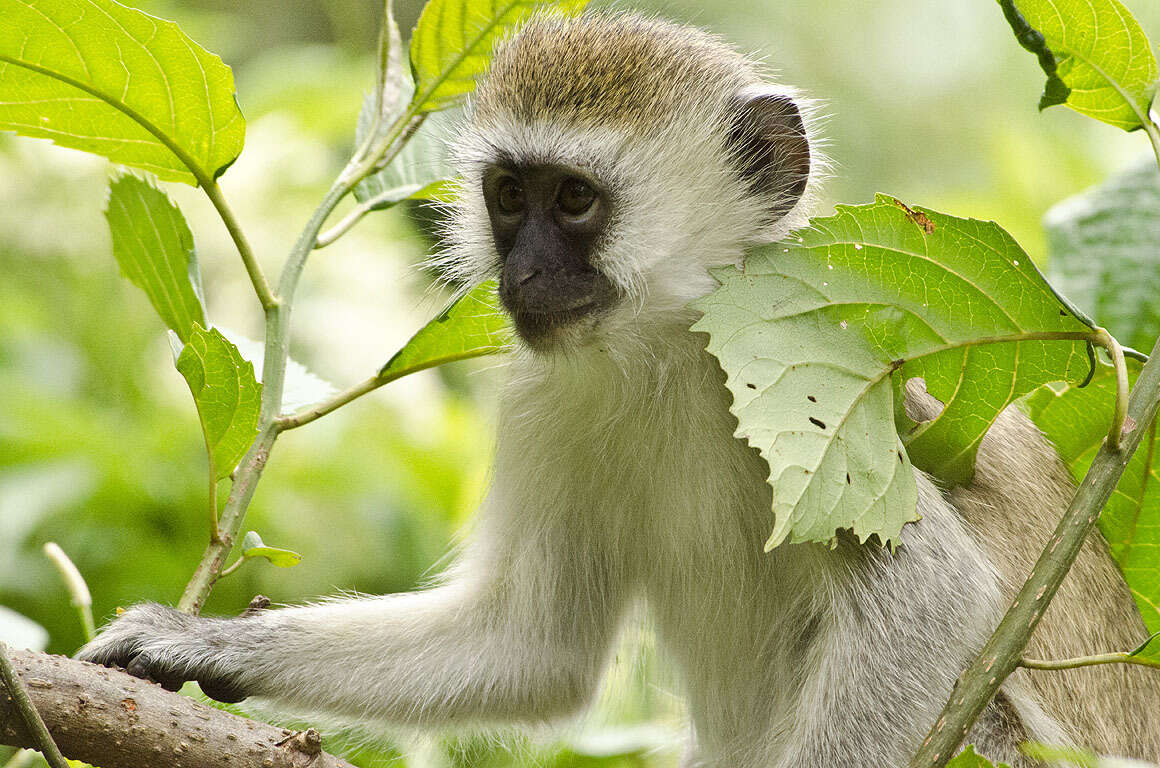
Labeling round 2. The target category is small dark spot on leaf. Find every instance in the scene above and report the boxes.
[846,473,851,484]
[807,395,817,403]
[809,417,826,430]
[1059,309,1067,316]
[892,198,936,234]
[746,383,757,390]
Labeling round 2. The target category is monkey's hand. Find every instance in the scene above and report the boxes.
[76,603,251,703]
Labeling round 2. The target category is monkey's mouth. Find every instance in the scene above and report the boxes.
[508,300,609,347]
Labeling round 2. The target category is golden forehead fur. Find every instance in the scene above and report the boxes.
[472,12,761,130]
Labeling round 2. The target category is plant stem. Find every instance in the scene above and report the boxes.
[179,133,394,613]
[0,643,69,768]
[178,425,276,614]
[178,0,425,613]
[1020,652,1160,672]
[42,542,95,643]
[907,331,1160,768]
[202,181,278,312]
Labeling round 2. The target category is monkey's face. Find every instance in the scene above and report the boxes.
[483,162,618,349]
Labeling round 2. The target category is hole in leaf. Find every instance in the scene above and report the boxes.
[807,395,817,403]
[809,417,826,430]
[746,383,757,390]
[846,473,851,484]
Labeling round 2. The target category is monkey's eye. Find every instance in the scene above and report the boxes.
[557,178,597,216]
[496,178,525,215]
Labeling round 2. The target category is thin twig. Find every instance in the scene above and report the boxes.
[275,345,507,431]
[1020,652,1160,672]
[276,374,383,430]
[178,425,276,614]
[0,643,69,768]
[315,201,374,249]
[218,557,246,578]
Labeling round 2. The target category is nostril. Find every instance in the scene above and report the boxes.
[517,267,542,286]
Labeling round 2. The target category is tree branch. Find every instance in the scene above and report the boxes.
[0,649,357,768]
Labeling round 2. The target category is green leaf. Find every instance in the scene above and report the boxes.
[1018,743,1158,768]
[354,92,458,208]
[0,0,245,184]
[1004,0,1158,130]
[409,0,588,114]
[1025,359,1160,656]
[379,281,510,381]
[692,194,1091,548]
[220,329,336,412]
[947,745,1010,768]
[177,325,261,481]
[1045,161,1160,354]
[105,174,206,343]
[241,530,302,568]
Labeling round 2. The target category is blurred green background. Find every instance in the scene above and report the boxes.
[1,0,1158,766]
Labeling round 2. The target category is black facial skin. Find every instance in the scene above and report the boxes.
[484,162,616,348]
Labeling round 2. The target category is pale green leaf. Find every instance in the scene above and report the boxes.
[948,745,1010,768]
[1025,359,1160,656]
[354,92,458,208]
[221,329,336,412]
[693,195,1091,548]
[1021,743,1159,767]
[177,325,261,481]
[379,281,510,381]
[105,174,206,343]
[241,530,302,568]
[409,0,588,113]
[0,0,245,184]
[1008,0,1158,130]
[1045,160,1160,353]
[0,606,48,651]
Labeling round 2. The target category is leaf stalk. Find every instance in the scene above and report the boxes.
[1019,651,1160,673]
[202,181,278,312]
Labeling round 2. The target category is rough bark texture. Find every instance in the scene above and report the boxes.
[0,649,357,768]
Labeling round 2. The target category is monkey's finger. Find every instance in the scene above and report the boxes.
[198,676,249,704]
[125,652,187,692]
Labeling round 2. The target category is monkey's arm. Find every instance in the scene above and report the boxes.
[77,515,624,725]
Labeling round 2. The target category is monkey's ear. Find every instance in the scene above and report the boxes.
[726,87,810,217]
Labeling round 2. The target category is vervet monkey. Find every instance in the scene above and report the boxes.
[79,13,1160,766]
